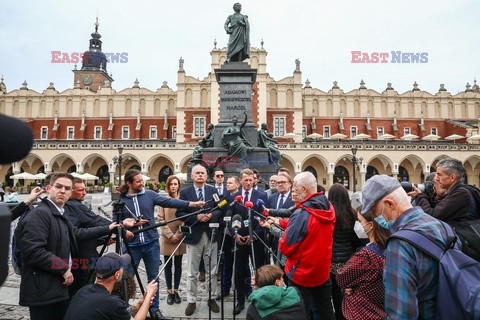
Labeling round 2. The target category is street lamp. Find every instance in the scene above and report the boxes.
[113,145,124,188]
[351,146,358,193]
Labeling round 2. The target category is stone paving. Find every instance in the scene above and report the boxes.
[0,193,250,319]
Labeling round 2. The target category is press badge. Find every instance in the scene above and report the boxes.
[244,220,249,227]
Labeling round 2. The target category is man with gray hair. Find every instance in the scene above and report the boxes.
[408,157,477,222]
[278,171,335,320]
[361,174,449,319]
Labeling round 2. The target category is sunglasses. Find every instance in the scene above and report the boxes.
[216,174,224,177]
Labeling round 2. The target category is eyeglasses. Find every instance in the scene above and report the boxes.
[276,181,289,185]
[216,174,224,177]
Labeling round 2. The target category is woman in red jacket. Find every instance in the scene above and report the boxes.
[336,208,391,320]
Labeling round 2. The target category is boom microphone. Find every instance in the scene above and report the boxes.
[256,199,268,215]
[229,195,243,207]
[0,114,34,164]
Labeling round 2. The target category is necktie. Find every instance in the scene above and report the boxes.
[278,194,284,209]
[198,188,203,201]
[244,191,249,204]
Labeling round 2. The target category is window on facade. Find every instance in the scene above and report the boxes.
[94,126,102,140]
[149,126,157,139]
[40,126,48,140]
[274,117,285,137]
[172,126,177,139]
[194,117,205,137]
[122,126,130,139]
[404,127,411,135]
[377,126,384,138]
[431,127,438,135]
[323,125,330,138]
[302,125,307,140]
[67,126,74,140]
[350,126,357,138]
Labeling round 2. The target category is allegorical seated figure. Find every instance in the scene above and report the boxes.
[222,112,252,159]
[224,3,250,62]
[258,123,282,164]
[192,124,215,162]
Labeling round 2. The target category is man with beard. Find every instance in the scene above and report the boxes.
[64,252,158,320]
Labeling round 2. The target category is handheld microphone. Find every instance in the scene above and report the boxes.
[205,193,223,205]
[229,195,243,207]
[245,201,254,209]
[232,214,242,230]
[256,199,268,213]
[209,199,228,211]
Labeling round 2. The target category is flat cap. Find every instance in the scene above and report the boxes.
[361,175,400,215]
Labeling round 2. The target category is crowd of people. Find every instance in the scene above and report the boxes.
[8,156,479,320]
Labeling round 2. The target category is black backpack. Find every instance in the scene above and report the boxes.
[11,206,32,274]
[449,184,480,262]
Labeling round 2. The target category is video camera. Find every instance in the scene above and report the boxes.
[401,181,435,197]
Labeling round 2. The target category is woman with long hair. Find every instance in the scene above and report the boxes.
[336,209,391,320]
[157,175,186,305]
[327,183,359,320]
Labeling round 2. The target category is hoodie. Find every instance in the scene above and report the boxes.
[246,286,306,320]
[279,192,336,287]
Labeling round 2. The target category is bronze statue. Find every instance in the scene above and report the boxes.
[224,3,250,62]
[191,123,215,161]
[258,123,281,164]
[222,112,252,158]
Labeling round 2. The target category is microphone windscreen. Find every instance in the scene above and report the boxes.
[0,114,33,164]
[232,214,242,229]
[256,199,265,206]
[226,209,233,217]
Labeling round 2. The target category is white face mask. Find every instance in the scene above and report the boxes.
[354,221,368,239]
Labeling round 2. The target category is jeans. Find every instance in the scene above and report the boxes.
[127,240,161,312]
[164,254,183,290]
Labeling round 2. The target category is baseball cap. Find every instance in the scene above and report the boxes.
[361,175,401,215]
[95,252,131,280]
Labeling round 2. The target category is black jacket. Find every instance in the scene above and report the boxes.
[331,228,358,263]
[65,199,111,260]
[18,199,110,306]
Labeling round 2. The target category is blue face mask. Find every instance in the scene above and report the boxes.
[374,202,395,229]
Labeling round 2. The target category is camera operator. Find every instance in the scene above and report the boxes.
[64,252,158,320]
[409,173,446,208]
[408,158,476,222]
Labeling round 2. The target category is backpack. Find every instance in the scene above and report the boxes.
[11,206,32,275]
[390,224,480,320]
[448,184,480,262]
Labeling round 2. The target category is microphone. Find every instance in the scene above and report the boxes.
[205,193,224,205]
[229,195,243,207]
[256,199,268,215]
[245,201,254,209]
[232,214,242,230]
[207,199,228,212]
[224,208,232,222]
[0,114,34,164]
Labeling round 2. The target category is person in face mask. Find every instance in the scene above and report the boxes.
[327,183,361,320]
[359,174,450,319]
[336,207,391,320]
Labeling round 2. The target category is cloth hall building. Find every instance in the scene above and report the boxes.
[1,23,480,189]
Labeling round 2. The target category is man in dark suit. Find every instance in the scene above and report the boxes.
[267,172,293,210]
[213,169,228,197]
[267,172,294,263]
[229,168,268,315]
[177,165,222,316]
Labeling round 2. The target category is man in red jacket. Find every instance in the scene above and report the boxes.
[279,171,336,320]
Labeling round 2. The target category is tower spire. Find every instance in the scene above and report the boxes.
[94,16,99,33]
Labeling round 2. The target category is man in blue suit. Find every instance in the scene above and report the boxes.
[267,172,293,210]
[229,168,268,315]
[177,165,222,316]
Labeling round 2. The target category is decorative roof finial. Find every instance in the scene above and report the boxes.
[386,82,394,90]
[179,57,184,72]
[214,38,217,49]
[305,79,311,88]
[94,16,99,33]
[0,75,3,83]
[439,83,447,92]
[295,58,301,72]
[412,81,420,91]
[161,81,169,88]
[261,39,264,49]
[332,81,339,89]
[47,82,55,90]
[359,79,366,89]
[21,80,28,90]
[465,82,473,92]
[133,78,140,88]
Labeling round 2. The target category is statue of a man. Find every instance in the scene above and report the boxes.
[224,3,250,62]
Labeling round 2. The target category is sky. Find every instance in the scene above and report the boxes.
[1,0,479,95]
